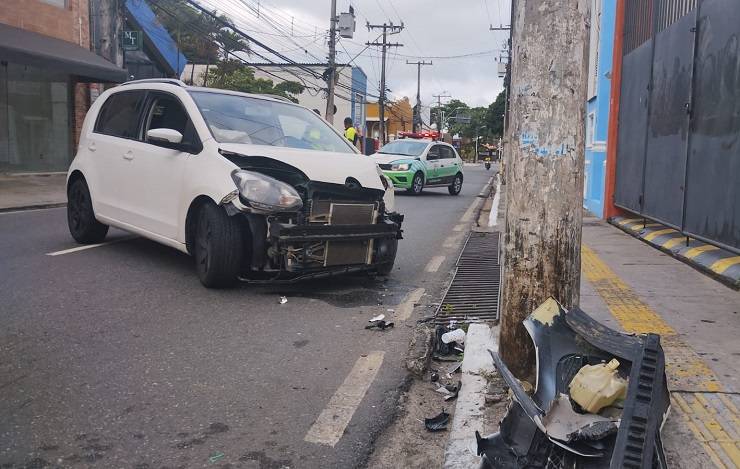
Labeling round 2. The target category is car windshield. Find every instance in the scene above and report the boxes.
[377,140,429,156]
[189,91,356,154]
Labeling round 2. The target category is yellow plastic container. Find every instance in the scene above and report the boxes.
[569,359,628,413]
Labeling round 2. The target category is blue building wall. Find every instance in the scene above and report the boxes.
[350,66,367,130]
[584,2,615,218]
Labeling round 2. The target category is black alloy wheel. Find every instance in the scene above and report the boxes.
[408,172,424,195]
[193,203,245,288]
[67,178,109,243]
[449,173,463,195]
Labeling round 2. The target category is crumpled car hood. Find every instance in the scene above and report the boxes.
[370,153,418,165]
[219,143,385,190]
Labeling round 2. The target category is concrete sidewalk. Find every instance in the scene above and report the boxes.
[0,173,67,211]
[581,216,740,468]
[443,214,739,468]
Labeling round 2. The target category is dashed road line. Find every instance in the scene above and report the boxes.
[395,288,425,321]
[304,351,384,447]
[425,255,445,273]
[46,236,136,256]
[443,232,466,249]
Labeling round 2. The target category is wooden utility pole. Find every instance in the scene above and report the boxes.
[406,60,432,132]
[367,22,403,144]
[500,0,589,378]
[324,0,338,124]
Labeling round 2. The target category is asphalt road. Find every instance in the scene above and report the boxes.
[0,166,493,469]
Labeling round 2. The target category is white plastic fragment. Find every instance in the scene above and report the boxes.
[279,296,288,304]
[369,314,386,322]
[441,328,466,344]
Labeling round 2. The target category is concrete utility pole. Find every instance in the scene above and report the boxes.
[500,0,589,378]
[406,60,432,132]
[367,22,403,144]
[324,0,338,124]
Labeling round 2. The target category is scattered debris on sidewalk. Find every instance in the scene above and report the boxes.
[279,296,288,304]
[366,314,395,330]
[441,328,466,344]
[477,298,670,468]
[424,410,450,432]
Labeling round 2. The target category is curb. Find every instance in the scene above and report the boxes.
[0,202,67,214]
[610,216,740,289]
[442,324,498,468]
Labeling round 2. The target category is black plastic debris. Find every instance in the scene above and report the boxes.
[430,372,439,382]
[424,410,450,432]
[365,314,395,330]
[476,298,670,469]
[444,381,462,402]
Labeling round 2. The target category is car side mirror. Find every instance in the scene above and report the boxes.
[146,128,202,154]
[147,128,183,144]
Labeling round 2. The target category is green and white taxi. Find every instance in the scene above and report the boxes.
[372,139,464,195]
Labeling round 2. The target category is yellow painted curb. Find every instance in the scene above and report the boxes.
[685,244,721,259]
[644,228,677,241]
[710,256,740,275]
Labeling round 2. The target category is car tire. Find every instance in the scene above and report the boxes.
[375,237,398,276]
[407,172,424,195]
[67,177,109,244]
[193,202,245,288]
[448,173,463,195]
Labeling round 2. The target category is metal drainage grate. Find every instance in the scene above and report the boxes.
[435,231,501,324]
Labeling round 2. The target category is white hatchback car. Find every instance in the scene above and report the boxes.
[67,79,402,287]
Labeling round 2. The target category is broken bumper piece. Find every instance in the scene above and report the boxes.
[478,298,669,469]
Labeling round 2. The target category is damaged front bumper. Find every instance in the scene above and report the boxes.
[478,299,670,469]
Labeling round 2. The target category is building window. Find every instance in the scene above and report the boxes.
[0,63,71,172]
[40,0,67,7]
[587,0,602,99]
[586,112,596,148]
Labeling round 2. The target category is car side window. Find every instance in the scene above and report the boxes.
[426,145,441,161]
[440,146,455,160]
[94,91,146,139]
[143,93,199,148]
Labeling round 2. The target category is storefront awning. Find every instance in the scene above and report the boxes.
[0,23,128,83]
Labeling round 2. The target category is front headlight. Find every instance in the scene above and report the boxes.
[231,170,303,213]
[390,163,410,171]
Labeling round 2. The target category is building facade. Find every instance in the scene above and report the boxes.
[0,0,126,173]
[583,0,615,218]
[366,97,413,142]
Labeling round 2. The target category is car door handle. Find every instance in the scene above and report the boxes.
[123,151,134,161]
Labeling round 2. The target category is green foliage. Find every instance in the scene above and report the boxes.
[148,0,247,64]
[207,64,305,102]
[485,91,506,138]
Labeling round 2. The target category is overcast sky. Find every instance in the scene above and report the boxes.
[197,0,511,109]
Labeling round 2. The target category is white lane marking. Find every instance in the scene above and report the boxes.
[304,351,385,447]
[425,255,445,273]
[46,237,136,256]
[395,288,426,321]
[488,175,502,227]
[443,232,465,249]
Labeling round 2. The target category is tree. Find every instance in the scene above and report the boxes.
[207,64,305,103]
[485,91,506,138]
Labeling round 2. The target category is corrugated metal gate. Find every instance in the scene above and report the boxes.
[615,0,739,253]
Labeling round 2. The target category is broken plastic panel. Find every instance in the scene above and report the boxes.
[477,298,669,469]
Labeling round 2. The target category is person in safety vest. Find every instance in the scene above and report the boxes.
[344,117,358,146]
